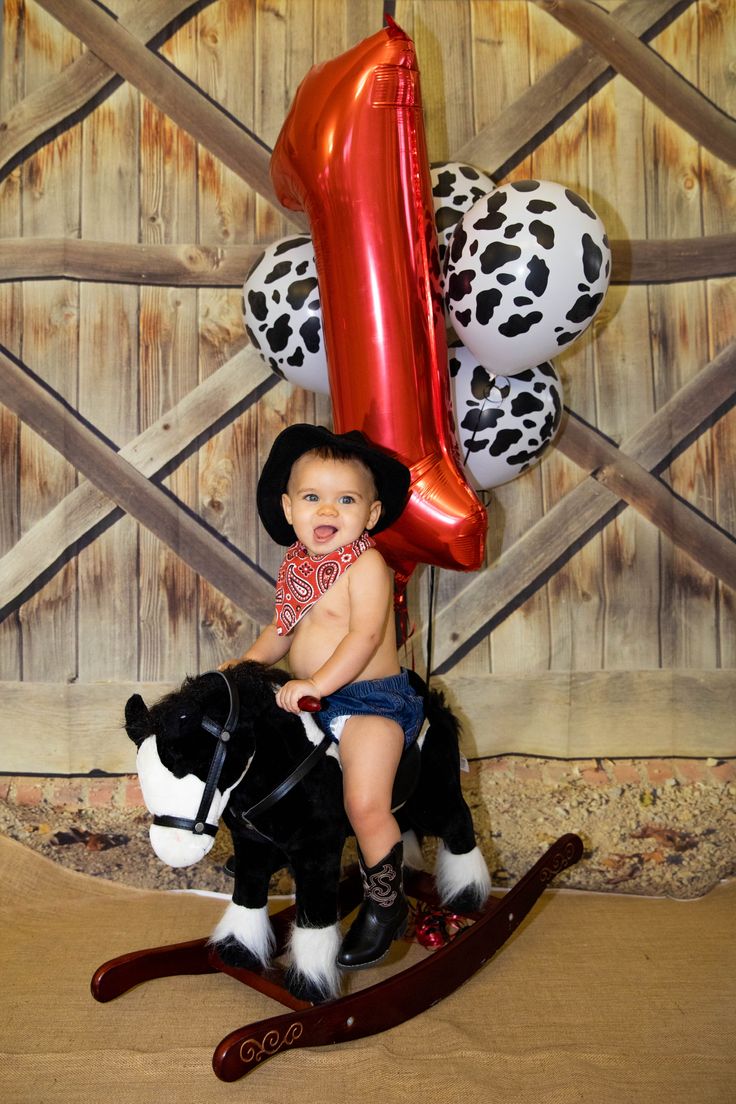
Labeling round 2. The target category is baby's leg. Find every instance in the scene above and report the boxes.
[339,715,404,867]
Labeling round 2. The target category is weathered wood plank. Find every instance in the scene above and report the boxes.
[0,239,263,285]
[700,0,736,669]
[531,3,603,674]
[19,2,82,683]
[454,0,695,174]
[2,234,732,286]
[0,0,23,682]
[440,669,736,760]
[77,69,140,681]
[0,0,201,173]
[589,25,661,670]
[645,9,716,669]
[0,347,275,627]
[559,413,736,591]
[34,0,307,230]
[1,669,733,774]
[195,0,260,670]
[433,341,736,673]
[0,345,275,618]
[535,0,736,165]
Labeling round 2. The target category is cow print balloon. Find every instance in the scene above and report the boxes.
[242,235,330,393]
[449,341,563,489]
[430,161,495,269]
[444,180,611,376]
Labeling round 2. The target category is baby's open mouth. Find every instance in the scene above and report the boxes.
[313,525,338,541]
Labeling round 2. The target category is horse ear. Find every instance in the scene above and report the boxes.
[124,694,151,747]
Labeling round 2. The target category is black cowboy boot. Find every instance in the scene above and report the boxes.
[337,841,409,969]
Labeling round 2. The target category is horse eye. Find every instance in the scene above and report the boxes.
[179,713,187,722]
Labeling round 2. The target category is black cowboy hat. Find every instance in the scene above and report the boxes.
[257,423,411,545]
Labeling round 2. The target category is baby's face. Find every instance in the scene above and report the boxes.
[282,453,381,555]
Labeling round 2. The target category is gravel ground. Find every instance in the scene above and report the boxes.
[2,758,734,900]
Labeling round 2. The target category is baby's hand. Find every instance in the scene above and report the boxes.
[276,679,321,714]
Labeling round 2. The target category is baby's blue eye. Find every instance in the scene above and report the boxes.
[339,495,355,504]
[304,493,318,501]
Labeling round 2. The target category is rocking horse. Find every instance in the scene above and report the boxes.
[91,661,583,1081]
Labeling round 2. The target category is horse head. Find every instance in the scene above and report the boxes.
[124,667,259,868]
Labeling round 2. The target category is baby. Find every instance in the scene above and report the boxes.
[226,423,422,969]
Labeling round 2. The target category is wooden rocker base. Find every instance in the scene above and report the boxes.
[91,832,583,1081]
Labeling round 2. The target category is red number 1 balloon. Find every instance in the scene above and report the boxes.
[270,17,486,592]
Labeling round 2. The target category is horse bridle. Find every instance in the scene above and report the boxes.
[151,669,331,839]
[152,670,240,838]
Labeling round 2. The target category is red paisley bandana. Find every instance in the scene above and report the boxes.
[274,531,376,637]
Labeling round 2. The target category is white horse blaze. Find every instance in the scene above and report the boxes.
[136,735,248,868]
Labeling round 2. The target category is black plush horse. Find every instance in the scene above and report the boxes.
[124,661,491,1003]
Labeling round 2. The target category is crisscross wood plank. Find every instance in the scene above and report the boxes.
[454,0,695,173]
[0,0,198,172]
[34,0,307,230]
[0,347,274,625]
[535,0,736,165]
[1,234,733,285]
[0,344,277,618]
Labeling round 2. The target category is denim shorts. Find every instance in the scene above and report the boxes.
[315,669,424,749]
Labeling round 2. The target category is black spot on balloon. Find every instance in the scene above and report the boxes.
[523,419,536,428]
[449,223,468,264]
[247,289,268,322]
[307,298,320,312]
[274,236,310,255]
[299,316,321,354]
[529,220,555,249]
[527,199,556,214]
[479,241,521,274]
[499,312,543,337]
[447,270,476,301]
[296,261,309,276]
[265,261,292,283]
[511,391,544,416]
[266,313,293,353]
[581,232,603,283]
[436,206,462,232]
[286,277,319,311]
[514,296,533,306]
[461,407,504,433]
[432,171,457,197]
[504,223,524,239]
[470,364,495,399]
[525,256,550,297]
[449,355,462,378]
[497,273,516,285]
[490,428,523,455]
[556,330,580,346]
[459,165,481,181]
[287,347,304,367]
[566,292,603,323]
[565,189,596,219]
[511,180,540,192]
[476,288,504,324]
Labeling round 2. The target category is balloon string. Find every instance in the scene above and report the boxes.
[461,397,488,469]
[426,565,437,682]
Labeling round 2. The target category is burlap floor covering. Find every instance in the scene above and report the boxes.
[1,834,734,1104]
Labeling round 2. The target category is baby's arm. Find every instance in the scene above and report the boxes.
[275,550,391,712]
[219,616,291,671]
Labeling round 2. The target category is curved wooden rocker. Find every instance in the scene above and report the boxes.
[91,832,583,1082]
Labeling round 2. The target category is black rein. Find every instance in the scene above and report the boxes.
[152,670,332,839]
